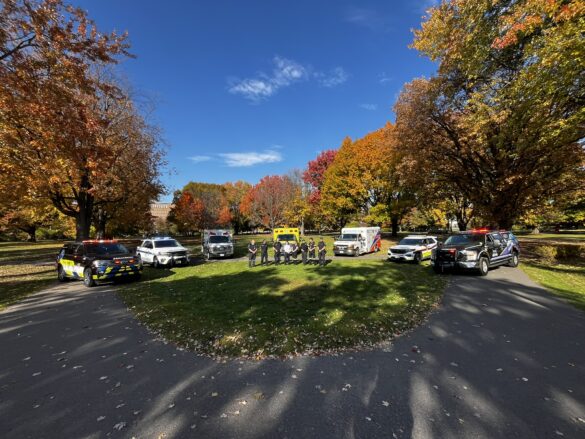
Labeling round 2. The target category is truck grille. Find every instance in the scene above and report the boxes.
[437,250,456,261]
[173,251,187,256]
[390,249,408,254]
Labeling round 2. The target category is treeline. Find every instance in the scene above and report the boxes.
[0,0,164,241]
[169,0,585,235]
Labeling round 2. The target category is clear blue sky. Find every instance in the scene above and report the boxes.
[75,0,438,200]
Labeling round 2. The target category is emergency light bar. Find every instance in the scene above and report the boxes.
[83,239,118,243]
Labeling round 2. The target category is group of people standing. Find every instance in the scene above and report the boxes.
[247,237,327,267]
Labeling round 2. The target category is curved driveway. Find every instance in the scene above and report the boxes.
[1,265,584,438]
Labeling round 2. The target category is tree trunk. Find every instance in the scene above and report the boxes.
[75,173,94,241]
[76,208,92,241]
[95,208,108,239]
[26,226,37,242]
[391,215,399,237]
[494,216,514,231]
[457,218,468,232]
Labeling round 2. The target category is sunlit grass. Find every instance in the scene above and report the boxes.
[522,262,585,312]
[119,259,446,358]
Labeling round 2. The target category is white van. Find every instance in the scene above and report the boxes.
[333,227,382,256]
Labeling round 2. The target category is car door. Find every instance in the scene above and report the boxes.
[136,240,146,260]
[142,240,154,263]
[72,244,86,278]
[491,233,509,262]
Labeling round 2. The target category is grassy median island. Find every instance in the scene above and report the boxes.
[522,262,585,312]
[119,259,446,358]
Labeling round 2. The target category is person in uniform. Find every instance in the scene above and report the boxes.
[260,240,269,265]
[300,240,309,265]
[308,238,316,262]
[318,237,327,266]
[248,240,257,268]
[273,240,282,265]
[283,241,292,264]
[291,241,299,262]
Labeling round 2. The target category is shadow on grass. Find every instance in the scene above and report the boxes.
[120,261,445,357]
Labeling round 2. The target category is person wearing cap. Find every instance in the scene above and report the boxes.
[318,237,327,266]
[300,240,309,265]
[248,240,257,268]
[273,240,282,265]
[308,238,316,262]
[260,240,269,265]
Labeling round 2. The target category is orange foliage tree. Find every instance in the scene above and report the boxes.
[0,0,164,240]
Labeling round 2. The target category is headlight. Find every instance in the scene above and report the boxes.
[462,250,479,260]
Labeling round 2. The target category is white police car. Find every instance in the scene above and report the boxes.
[136,237,190,268]
[388,235,438,263]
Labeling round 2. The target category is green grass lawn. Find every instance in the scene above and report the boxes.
[0,263,56,310]
[119,259,446,358]
[522,262,585,312]
[516,232,585,243]
[0,242,62,310]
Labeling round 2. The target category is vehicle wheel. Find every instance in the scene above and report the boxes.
[134,273,142,282]
[508,252,519,268]
[205,251,211,261]
[354,249,359,257]
[153,256,160,268]
[57,265,67,282]
[414,252,422,264]
[478,257,489,276]
[83,268,96,287]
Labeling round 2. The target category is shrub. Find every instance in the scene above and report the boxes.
[533,245,558,263]
[555,244,585,261]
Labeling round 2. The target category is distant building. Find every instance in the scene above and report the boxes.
[150,202,173,222]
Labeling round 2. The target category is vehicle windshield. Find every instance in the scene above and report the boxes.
[399,238,425,246]
[154,239,179,248]
[444,234,484,246]
[209,236,230,243]
[84,243,129,255]
[277,234,296,241]
[339,234,359,241]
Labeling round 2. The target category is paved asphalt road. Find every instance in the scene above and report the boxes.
[1,265,584,438]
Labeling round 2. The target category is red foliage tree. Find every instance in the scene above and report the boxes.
[241,175,296,229]
[302,150,337,204]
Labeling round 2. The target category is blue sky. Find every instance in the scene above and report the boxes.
[74,0,438,200]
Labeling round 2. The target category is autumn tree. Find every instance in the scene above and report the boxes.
[398,0,585,229]
[222,181,252,233]
[181,182,226,228]
[168,192,204,234]
[301,150,337,231]
[0,0,166,240]
[241,175,297,230]
[0,195,58,241]
[321,125,413,235]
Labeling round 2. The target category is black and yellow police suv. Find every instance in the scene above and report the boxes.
[56,240,142,287]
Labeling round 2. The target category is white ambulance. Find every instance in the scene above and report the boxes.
[202,229,234,260]
[333,227,382,256]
